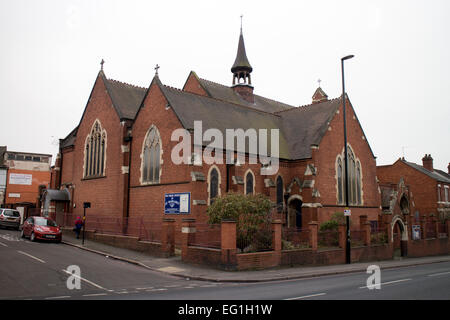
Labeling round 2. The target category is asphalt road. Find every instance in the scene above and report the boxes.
[1,228,449,300]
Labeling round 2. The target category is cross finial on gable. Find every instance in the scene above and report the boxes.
[154,64,160,75]
[318,79,322,87]
[100,59,105,71]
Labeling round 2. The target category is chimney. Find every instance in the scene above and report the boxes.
[447,162,450,174]
[422,154,433,172]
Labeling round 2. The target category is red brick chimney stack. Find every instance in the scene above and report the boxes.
[422,154,433,172]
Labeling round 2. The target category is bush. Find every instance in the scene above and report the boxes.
[207,193,273,252]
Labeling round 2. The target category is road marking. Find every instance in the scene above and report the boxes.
[428,271,450,277]
[82,293,108,297]
[0,242,8,247]
[45,296,71,300]
[359,278,412,289]
[136,286,154,290]
[17,251,46,263]
[62,269,109,291]
[285,293,327,300]
[146,288,167,292]
[164,284,180,288]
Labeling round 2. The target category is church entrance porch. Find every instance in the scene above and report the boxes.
[287,196,302,229]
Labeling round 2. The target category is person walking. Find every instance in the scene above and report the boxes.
[74,216,83,239]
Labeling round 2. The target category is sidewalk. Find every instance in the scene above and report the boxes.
[62,231,450,283]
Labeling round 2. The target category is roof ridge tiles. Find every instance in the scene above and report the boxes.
[274,97,341,114]
[161,82,281,117]
[106,77,147,90]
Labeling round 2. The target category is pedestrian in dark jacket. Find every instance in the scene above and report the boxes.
[74,216,83,239]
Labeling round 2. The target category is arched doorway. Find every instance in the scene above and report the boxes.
[287,196,303,229]
[391,216,408,257]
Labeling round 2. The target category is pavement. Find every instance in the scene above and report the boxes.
[61,230,450,283]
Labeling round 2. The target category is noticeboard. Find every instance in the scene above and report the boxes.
[164,192,191,214]
[412,225,421,240]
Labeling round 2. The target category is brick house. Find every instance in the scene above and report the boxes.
[377,155,450,251]
[52,28,382,245]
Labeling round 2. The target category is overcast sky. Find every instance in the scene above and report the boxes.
[1,0,449,171]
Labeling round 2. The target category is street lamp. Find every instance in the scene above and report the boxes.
[341,54,354,264]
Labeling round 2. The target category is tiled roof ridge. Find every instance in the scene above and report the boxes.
[161,82,281,118]
[199,77,294,110]
[106,77,147,91]
[274,97,341,115]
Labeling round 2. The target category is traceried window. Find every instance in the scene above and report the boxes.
[245,170,255,195]
[276,176,284,213]
[142,126,162,184]
[84,120,106,178]
[336,146,362,206]
[337,158,344,204]
[209,167,220,205]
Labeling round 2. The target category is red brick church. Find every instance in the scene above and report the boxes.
[50,27,382,244]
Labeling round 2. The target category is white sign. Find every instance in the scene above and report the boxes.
[8,193,21,198]
[344,208,351,216]
[9,173,33,185]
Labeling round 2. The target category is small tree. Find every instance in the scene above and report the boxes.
[207,193,272,252]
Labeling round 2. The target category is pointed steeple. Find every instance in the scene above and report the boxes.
[231,16,254,103]
[231,16,252,86]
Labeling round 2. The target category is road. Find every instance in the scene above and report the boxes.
[1,228,449,300]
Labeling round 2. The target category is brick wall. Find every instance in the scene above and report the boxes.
[377,160,438,216]
[68,74,126,219]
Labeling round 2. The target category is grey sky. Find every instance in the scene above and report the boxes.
[1,0,449,171]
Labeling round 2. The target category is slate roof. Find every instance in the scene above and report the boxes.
[403,160,450,184]
[158,80,342,160]
[159,83,292,159]
[103,76,147,120]
[197,77,294,113]
[60,126,78,149]
[61,71,353,161]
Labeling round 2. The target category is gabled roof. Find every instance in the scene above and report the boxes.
[60,126,78,149]
[402,160,450,184]
[158,83,291,159]
[276,98,341,159]
[155,79,343,160]
[197,77,294,113]
[103,76,147,120]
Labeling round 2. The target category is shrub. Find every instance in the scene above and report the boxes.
[207,193,273,252]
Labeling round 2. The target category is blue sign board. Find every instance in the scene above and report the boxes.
[164,192,191,214]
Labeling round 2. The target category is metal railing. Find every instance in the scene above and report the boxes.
[282,228,310,250]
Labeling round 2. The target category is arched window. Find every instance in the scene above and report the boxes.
[209,167,220,205]
[84,120,106,178]
[337,158,343,204]
[276,176,284,212]
[142,126,161,184]
[245,170,255,195]
[356,162,362,205]
[336,147,362,206]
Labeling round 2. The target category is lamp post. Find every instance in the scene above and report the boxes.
[341,54,354,264]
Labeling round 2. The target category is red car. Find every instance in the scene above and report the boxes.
[21,216,62,243]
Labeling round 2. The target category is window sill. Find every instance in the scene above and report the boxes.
[82,175,107,181]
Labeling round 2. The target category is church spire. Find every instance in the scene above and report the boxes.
[231,16,254,103]
[231,15,252,86]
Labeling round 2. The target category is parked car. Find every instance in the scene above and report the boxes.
[21,216,62,243]
[0,208,21,230]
